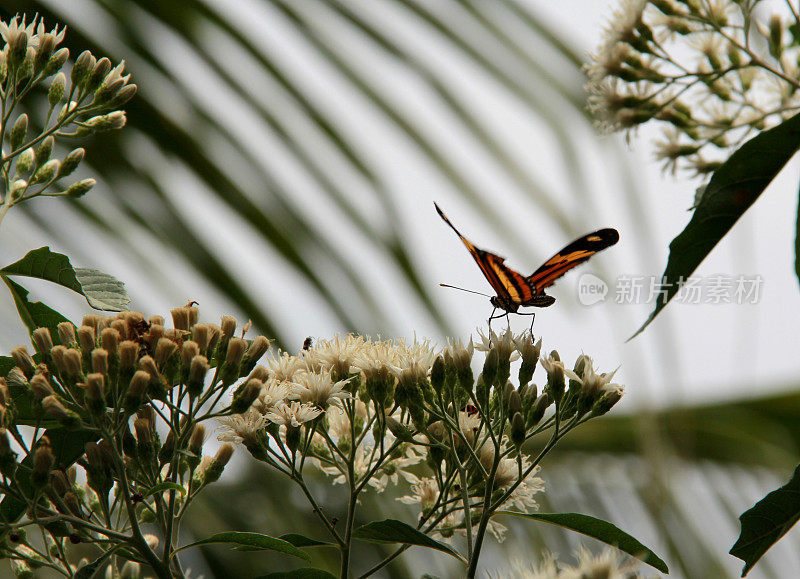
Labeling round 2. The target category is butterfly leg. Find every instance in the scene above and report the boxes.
[514,311,536,337]
[487,306,497,335]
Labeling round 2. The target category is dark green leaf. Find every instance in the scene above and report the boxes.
[352,519,464,561]
[632,113,800,338]
[173,531,309,561]
[497,511,668,573]
[730,464,800,576]
[0,357,15,377]
[74,548,116,579]
[1,247,129,311]
[1,275,71,338]
[255,569,337,579]
[279,534,336,548]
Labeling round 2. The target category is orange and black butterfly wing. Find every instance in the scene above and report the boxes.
[524,228,619,302]
[435,203,530,307]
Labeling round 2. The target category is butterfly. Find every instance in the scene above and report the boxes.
[435,202,619,328]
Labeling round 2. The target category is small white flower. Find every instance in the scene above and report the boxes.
[265,401,322,427]
[217,410,270,445]
[289,370,352,408]
[263,351,307,382]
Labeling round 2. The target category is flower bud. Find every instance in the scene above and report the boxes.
[119,341,139,371]
[242,336,270,374]
[508,389,522,417]
[30,159,58,185]
[203,443,234,484]
[221,338,248,385]
[29,374,54,399]
[47,72,66,107]
[64,348,83,378]
[106,83,137,108]
[82,111,127,132]
[186,424,206,470]
[430,355,445,392]
[123,371,149,413]
[220,316,236,338]
[11,346,35,379]
[511,412,526,448]
[84,441,112,496]
[188,355,209,398]
[481,348,498,388]
[84,373,105,416]
[8,28,28,68]
[154,337,178,368]
[230,378,262,413]
[32,327,54,356]
[57,322,76,346]
[34,33,57,74]
[31,439,55,489]
[87,57,112,94]
[16,148,34,174]
[65,178,95,198]
[57,147,84,179]
[134,418,154,461]
[527,393,550,428]
[43,395,80,428]
[77,325,95,355]
[544,352,565,404]
[591,388,623,417]
[43,47,69,77]
[9,113,28,150]
[71,50,95,88]
[518,337,541,386]
[389,417,417,443]
[191,324,211,353]
[35,136,54,168]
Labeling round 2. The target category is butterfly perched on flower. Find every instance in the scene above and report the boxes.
[435,202,618,324]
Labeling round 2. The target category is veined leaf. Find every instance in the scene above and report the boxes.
[633,112,800,338]
[173,531,309,561]
[1,247,130,312]
[730,463,800,576]
[352,519,464,562]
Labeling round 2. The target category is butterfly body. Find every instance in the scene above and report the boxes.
[435,202,618,316]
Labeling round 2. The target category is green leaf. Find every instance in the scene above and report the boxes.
[1,275,71,337]
[0,356,15,376]
[632,113,800,338]
[279,534,336,548]
[730,463,800,576]
[497,511,668,574]
[1,246,130,311]
[351,519,464,562]
[0,428,97,523]
[255,569,337,579]
[144,482,187,497]
[74,548,116,579]
[74,267,130,311]
[173,531,310,561]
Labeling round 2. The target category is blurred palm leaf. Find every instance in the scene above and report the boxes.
[1,0,649,348]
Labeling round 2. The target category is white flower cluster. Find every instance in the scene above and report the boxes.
[586,0,800,177]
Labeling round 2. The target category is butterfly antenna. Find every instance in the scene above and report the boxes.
[439,283,492,298]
